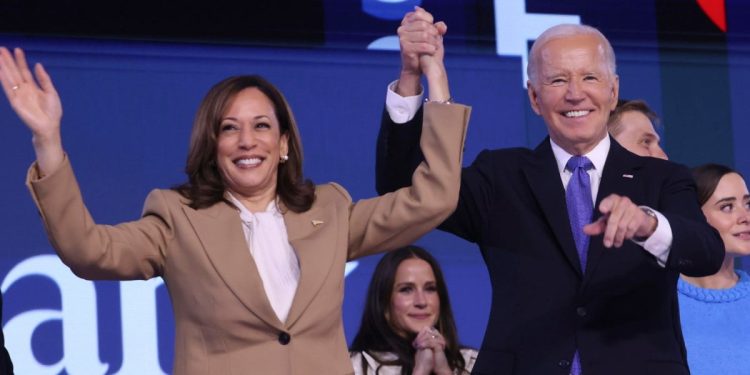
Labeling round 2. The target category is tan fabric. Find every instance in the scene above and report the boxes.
[26,102,470,375]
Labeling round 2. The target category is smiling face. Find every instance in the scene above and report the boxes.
[611,110,667,160]
[702,173,750,258]
[528,33,619,155]
[387,258,440,337]
[216,87,289,202]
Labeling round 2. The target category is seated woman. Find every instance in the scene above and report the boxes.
[350,246,477,374]
[678,163,750,374]
[0,41,468,374]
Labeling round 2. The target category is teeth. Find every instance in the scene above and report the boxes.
[236,158,261,166]
[564,110,589,118]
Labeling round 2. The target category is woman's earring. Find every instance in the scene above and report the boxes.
[280,155,289,163]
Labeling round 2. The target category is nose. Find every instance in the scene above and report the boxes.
[238,126,256,150]
[738,207,750,225]
[413,290,427,308]
[565,80,585,102]
[651,144,668,160]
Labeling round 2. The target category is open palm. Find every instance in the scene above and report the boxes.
[0,47,62,137]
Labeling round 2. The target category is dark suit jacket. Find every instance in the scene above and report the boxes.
[376,108,724,375]
[0,295,12,375]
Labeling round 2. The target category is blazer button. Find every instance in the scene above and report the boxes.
[278,331,291,345]
[576,307,587,317]
[558,359,571,368]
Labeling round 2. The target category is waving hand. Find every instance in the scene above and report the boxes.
[0,47,64,175]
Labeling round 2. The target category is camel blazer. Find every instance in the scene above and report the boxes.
[26,102,470,375]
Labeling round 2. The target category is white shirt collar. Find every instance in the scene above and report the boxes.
[550,134,610,174]
[225,192,280,222]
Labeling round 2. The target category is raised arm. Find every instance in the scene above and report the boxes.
[0,47,64,175]
[376,8,447,195]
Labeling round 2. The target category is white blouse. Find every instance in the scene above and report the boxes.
[350,348,478,375]
[227,193,299,323]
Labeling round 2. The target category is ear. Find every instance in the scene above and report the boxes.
[609,75,620,111]
[280,132,290,159]
[527,81,542,116]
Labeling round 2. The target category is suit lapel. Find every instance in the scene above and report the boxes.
[182,201,283,329]
[523,139,583,276]
[584,139,646,281]
[282,201,338,328]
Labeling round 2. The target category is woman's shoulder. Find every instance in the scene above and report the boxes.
[314,182,352,204]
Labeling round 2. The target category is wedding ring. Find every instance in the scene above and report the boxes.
[11,85,19,91]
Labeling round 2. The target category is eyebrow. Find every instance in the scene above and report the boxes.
[714,195,750,205]
[222,115,271,121]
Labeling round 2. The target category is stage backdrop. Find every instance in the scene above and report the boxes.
[1,0,749,373]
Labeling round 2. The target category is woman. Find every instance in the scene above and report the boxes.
[678,163,750,374]
[0,43,469,374]
[350,246,477,374]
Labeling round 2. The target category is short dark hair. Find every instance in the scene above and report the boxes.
[692,163,743,206]
[174,75,315,211]
[607,99,660,136]
[350,246,469,374]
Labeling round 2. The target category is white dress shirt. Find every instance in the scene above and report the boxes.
[227,193,300,323]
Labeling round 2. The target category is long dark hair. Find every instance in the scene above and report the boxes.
[350,246,468,374]
[174,75,315,211]
[692,163,742,206]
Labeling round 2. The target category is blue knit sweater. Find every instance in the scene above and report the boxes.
[678,269,750,375]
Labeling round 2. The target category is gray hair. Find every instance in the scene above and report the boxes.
[527,24,617,87]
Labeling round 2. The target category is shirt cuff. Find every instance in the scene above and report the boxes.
[632,206,672,267]
[385,79,424,124]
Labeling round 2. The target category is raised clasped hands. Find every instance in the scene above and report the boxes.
[412,326,452,375]
[0,47,64,175]
[584,194,658,248]
[396,7,449,100]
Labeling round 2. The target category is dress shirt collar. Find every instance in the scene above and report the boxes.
[225,193,281,222]
[550,134,610,174]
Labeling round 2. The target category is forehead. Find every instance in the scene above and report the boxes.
[394,258,435,282]
[224,87,276,117]
[713,173,750,198]
[538,34,609,74]
[619,111,657,135]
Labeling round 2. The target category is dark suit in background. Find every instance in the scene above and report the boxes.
[0,295,13,374]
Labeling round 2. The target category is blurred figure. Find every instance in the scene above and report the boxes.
[0,295,12,374]
[350,246,477,374]
[678,164,750,374]
[607,99,667,159]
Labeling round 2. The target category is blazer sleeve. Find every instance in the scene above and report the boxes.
[375,105,425,195]
[26,156,170,280]
[347,102,470,260]
[658,163,725,276]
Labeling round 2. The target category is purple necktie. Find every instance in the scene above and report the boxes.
[565,155,593,375]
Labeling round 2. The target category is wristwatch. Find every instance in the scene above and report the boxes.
[633,207,657,242]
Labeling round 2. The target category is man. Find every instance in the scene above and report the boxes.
[608,99,667,159]
[376,8,724,375]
